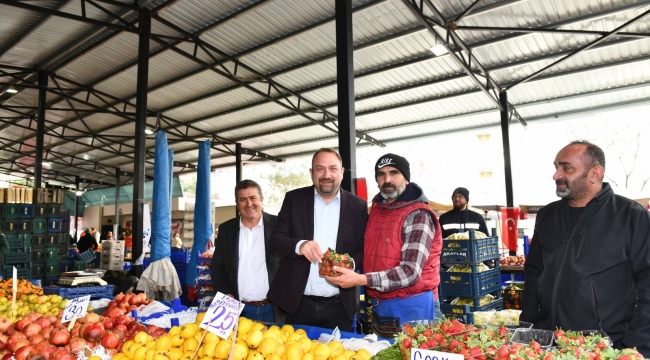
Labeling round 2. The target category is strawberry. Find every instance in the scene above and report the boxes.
[402,338,412,349]
[418,343,429,349]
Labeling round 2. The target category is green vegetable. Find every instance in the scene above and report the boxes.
[372,343,401,360]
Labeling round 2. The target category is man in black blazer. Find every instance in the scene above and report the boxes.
[267,148,368,331]
[210,180,283,322]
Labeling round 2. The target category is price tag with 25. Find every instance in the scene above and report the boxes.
[61,295,91,324]
[200,292,245,339]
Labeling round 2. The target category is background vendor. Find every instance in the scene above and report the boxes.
[438,187,488,238]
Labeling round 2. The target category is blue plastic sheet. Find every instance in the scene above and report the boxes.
[186,140,212,287]
[150,131,172,262]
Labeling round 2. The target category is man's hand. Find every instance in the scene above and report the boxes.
[299,240,323,263]
[325,266,367,288]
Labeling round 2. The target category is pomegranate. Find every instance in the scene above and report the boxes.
[114,324,128,334]
[82,323,104,342]
[115,293,125,303]
[28,354,45,360]
[7,333,27,350]
[34,317,52,330]
[12,339,30,352]
[50,348,72,360]
[41,326,54,340]
[14,344,33,360]
[107,300,118,309]
[102,318,115,330]
[23,324,41,338]
[24,313,41,323]
[68,337,87,353]
[100,332,119,349]
[83,313,99,324]
[113,329,125,340]
[136,293,147,303]
[44,315,57,325]
[40,344,57,360]
[0,318,11,333]
[29,334,45,347]
[0,339,4,351]
[15,319,30,332]
[127,295,139,306]
[49,328,71,346]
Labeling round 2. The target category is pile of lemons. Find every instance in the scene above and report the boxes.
[114,314,373,360]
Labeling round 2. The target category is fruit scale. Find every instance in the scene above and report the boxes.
[58,270,108,287]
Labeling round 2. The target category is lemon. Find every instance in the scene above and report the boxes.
[285,343,304,360]
[233,342,250,360]
[328,341,344,358]
[342,350,356,360]
[215,340,232,359]
[258,338,278,358]
[298,338,312,354]
[313,344,331,360]
[251,322,267,332]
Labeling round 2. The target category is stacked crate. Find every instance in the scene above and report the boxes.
[171,249,191,301]
[100,240,125,270]
[439,230,503,322]
[2,199,33,280]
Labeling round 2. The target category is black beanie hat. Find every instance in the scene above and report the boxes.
[452,187,470,202]
[375,153,410,182]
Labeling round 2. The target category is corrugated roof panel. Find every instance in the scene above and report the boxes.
[164,86,267,121]
[0,4,54,65]
[218,115,313,139]
[158,0,259,35]
[259,137,341,157]
[146,69,236,111]
[239,125,335,149]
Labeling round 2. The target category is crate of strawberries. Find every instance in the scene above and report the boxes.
[319,248,354,276]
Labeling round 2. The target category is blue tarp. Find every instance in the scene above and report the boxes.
[150,131,172,262]
[186,140,212,287]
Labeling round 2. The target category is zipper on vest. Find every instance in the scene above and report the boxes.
[591,281,603,331]
[575,227,588,259]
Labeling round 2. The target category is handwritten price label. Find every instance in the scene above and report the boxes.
[411,349,464,360]
[200,292,245,339]
[61,295,91,324]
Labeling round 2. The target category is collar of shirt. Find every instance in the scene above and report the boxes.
[313,187,341,204]
[239,214,264,230]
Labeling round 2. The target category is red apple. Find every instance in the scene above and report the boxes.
[49,328,71,346]
[101,332,119,349]
[40,344,57,360]
[23,324,41,338]
[12,339,30,352]
[68,337,87,354]
[29,334,45,347]
[81,323,104,342]
[7,333,27,351]
[107,308,126,318]
[14,344,33,360]
[15,319,30,332]
[0,318,11,333]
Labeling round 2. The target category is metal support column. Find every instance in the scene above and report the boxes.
[235,143,242,217]
[114,167,120,239]
[74,176,79,241]
[34,70,47,188]
[132,7,151,276]
[500,90,516,256]
[335,0,357,194]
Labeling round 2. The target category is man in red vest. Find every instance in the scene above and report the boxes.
[327,153,443,323]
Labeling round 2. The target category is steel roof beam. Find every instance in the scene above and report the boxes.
[456,25,650,39]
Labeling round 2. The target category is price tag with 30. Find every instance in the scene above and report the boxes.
[200,292,245,339]
[61,295,91,324]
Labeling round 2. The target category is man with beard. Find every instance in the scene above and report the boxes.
[267,148,368,331]
[438,187,489,238]
[327,153,443,325]
[210,180,283,322]
[520,141,650,357]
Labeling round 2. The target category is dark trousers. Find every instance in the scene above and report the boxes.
[285,295,352,332]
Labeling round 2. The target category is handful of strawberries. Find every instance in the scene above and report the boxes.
[319,247,354,276]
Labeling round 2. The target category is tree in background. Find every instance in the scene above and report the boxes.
[261,158,312,205]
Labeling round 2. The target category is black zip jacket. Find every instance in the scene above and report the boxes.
[438,208,489,238]
[520,183,650,356]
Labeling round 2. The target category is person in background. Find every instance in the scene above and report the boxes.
[106,231,115,240]
[171,233,183,249]
[77,227,99,253]
[438,187,489,238]
[210,180,282,322]
[327,153,443,323]
[91,227,101,242]
[520,140,650,357]
[0,231,9,258]
[267,148,368,331]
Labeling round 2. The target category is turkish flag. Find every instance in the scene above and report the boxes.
[501,207,519,252]
[355,177,368,201]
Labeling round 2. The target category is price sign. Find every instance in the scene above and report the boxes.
[12,267,17,292]
[200,292,245,339]
[61,295,91,324]
[411,349,464,360]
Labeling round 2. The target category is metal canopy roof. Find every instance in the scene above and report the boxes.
[0,0,649,190]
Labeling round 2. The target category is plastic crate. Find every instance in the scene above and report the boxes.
[44,284,114,299]
[47,218,61,232]
[512,328,555,348]
[143,257,150,269]
[440,267,501,298]
[44,247,59,262]
[3,220,18,233]
[0,203,4,218]
[31,262,46,278]
[47,204,61,217]
[4,204,20,219]
[170,249,191,264]
[3,251,30,265]
[31,234,45,248]
[3,266,30,280]
[74,261,86,271]
[17,219,33,233]
[34,204,48,218]
[45,233,59,246]
[5,234,31,250]
[442,297,503,320]
[32,249,45,262]
[19,204,34,219]
[45,263,58,278]
[58,243,68,255]
[76,249,96,263]
[33,218,48,233]
[59,261,74,273]
[58,232,68,244]
[58,255,69,262]
[44,277,59,286]
[441,235,500,264]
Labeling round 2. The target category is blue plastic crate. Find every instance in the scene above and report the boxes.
[440,267,502,298]
[143,257,150,269]
[441,298,504,322]
[76,249,96,263]
[3,250,30,265]
[47,218,61,232]
[44,284,114,299]
[19,204,34,219]
[441,235,500,264]
[47,204,61,217]
[34,205,48,218]
[170,249,191,264]
[33,218,48,233]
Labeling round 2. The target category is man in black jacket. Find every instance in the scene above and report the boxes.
[210,180,283,323]
[438,187,488,238]
[521,141,650,356]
